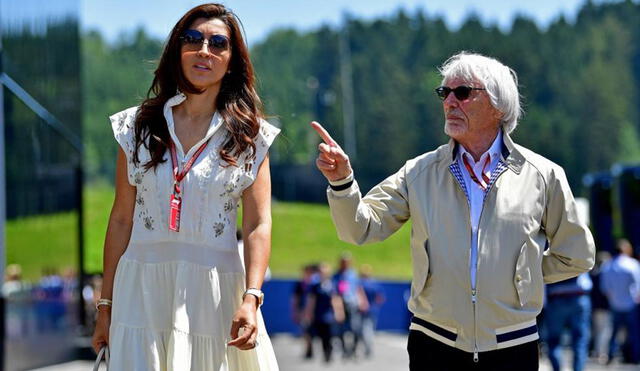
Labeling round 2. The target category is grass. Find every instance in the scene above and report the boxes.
[269,201,412,279]
[83,182,115,275]
[10,184,413,282]
[6,212,79,281]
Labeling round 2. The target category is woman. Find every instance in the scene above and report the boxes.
[91,4,280,370]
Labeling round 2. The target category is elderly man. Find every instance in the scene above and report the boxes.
[311,52,595,370]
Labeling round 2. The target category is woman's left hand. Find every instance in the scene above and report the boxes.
[228,297,259,350]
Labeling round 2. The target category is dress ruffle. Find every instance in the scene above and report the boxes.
[109,258,278,371]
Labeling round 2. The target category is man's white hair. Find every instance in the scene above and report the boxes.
[439,51,522,134]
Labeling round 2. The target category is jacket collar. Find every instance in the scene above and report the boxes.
[501,129,525,174]
[445,128,525,174]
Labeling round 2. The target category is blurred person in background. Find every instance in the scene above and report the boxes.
[312,51,595,370]
[544,272,592,371]
[356,264,385,358]
[333,252,361,359]
[34,267,66,331]
[589,251,612,364]
[90,4,280,370]
[83,274,103,332]
[3,264,31,338]
[291,263,319,359]
[599,238,640,364]
[305,262,345,363]
[2,263,26,298]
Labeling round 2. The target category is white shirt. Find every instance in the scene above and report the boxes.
[458,131,502,291]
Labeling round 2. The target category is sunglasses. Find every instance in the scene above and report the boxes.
[180,29,230,52]
[435,85,486,101]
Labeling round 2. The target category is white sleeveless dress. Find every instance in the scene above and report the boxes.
[108,93,280,370]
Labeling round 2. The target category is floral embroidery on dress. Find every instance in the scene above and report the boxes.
[144,216,155,230]
[213,213,231,238]
[213,222,225,237]
[223,199,234,213]
[117,112,127,131]
[219,178,240,198]
[198,150,218,180]
[259,125,273,148]
[134,171,144,185]
[136,194,144,206]
[137,198,154,230]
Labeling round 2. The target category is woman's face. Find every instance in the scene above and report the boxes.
[180,17,232,92]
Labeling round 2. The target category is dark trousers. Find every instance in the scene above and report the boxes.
[407,330,539,371]
[311,321,334,362]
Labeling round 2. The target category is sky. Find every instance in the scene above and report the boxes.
[82,0,589,46]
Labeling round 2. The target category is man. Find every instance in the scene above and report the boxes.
[599,239,640,364]
[544,273,593,371]
[332,252,361,358]
[311,52,595,370]
[305,263,345,363]
[357,264,385,358]
[291,264,319,359]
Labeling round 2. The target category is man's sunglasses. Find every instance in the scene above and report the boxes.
[435,85,486,101]
[180,29,230,52]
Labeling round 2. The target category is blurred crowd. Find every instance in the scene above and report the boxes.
[290,253,385,363]
[291,238,640,370]
[2,265,83,338]
[539,238,640,370]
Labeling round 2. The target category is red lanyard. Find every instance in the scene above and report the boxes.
[462,153,491,191]
[168,139,210,232]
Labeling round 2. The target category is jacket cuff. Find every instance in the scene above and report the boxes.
[329,172,354,188]
[328,172,356,197]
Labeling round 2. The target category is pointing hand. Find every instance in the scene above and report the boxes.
[310,121,353,182]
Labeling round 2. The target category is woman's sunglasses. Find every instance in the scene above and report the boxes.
[180,29,230,53]
[435,85,486,101]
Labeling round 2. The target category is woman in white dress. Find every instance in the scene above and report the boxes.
[91,4,280,370]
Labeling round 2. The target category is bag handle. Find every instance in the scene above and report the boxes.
[93,346,109,371]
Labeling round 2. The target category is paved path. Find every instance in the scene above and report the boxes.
[31,333,638,371]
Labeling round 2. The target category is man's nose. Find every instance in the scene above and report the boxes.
[443,91,459,109]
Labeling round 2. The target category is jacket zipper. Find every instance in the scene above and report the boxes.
[466,201,479,364]
[452,162,508,364]
[472,179,493,363]
[463,190,479,363]
[473,194,489,364]
[472,288,479,362]
[472,162,508,363]
[450,167,480,363]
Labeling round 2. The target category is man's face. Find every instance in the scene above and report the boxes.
[442,77,502,144]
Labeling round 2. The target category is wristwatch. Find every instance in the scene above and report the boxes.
[243,288,264,307]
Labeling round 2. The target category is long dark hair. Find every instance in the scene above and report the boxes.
[133,3,262,169]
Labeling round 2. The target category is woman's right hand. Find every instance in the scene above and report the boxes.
[310,121,353,182]
[92,308,111,353]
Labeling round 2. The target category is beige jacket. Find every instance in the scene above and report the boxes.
[327,131,595,354]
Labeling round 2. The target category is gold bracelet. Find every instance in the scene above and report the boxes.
[96,298,113,310]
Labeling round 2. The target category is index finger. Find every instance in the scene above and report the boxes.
[310,121,336,146]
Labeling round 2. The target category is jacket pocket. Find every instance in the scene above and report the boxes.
[411,240,430,297]
[514,241,533,307]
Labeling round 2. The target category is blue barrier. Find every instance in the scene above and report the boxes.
[261,278,412,334]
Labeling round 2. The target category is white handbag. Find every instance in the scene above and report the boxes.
[93,346,109,371]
